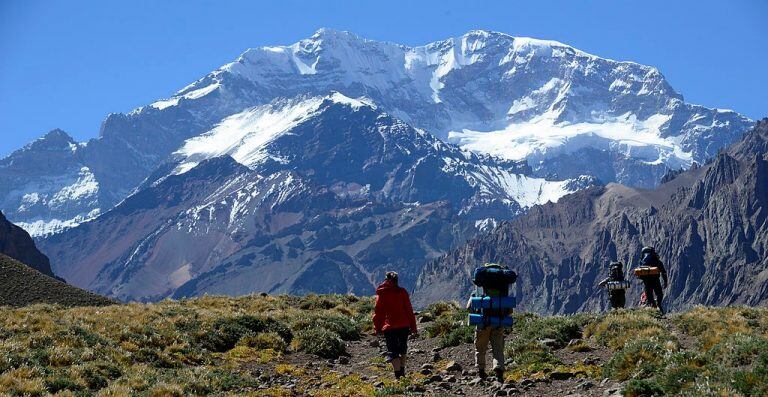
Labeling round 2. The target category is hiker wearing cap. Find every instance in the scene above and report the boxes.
[634,247,668,314]
[372,271,418,379]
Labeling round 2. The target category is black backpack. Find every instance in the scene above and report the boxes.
[473,264,517,296]
[609,262,625,281]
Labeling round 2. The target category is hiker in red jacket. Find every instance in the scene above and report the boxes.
[373,271,418,379]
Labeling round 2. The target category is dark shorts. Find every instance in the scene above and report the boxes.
[383,327,410,361]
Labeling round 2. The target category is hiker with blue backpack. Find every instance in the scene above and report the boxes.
[466,263,517,383]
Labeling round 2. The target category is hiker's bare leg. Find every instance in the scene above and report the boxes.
[391,357,402,372]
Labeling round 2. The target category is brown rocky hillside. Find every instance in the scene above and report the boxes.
[416,119,768,313]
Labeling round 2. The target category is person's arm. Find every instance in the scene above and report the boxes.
[472,268,480,286]
[403,291,418,334]
[657,259,668,286]
[372,295,384,334]
[598,277,609,287]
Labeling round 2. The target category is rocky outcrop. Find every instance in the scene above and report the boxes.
[415,119,768,313]
[0,210,58,279]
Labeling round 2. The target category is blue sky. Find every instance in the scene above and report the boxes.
[1,0,766,156]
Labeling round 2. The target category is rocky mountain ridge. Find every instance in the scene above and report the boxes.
[415,119,768,313]
[40,97,591,301]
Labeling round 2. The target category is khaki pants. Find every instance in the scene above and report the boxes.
[474,326,505,371]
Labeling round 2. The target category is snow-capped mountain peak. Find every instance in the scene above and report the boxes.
[154,30,746,183]
[1,29,753,237]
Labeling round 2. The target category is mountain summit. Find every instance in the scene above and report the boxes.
[0,29,753,240]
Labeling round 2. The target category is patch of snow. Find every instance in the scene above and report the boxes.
[16,208,101,237]
[49,167,100,204]
[448,113,691,168]
[149,83,219,110]
[174,93,370,172]
[475,217,498,232]
[150,97,180,110]
[182,83,220,100]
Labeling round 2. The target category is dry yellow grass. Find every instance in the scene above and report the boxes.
[0,294,372,396]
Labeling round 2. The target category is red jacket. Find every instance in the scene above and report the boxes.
[372,280,418,334]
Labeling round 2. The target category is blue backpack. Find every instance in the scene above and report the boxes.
[468,264,517,328]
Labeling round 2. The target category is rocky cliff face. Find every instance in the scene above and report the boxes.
[415,119,768,313]
[1,29,752,235]
[0,211,58,279]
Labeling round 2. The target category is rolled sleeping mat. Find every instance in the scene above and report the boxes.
[468,296,516,310]
[468,313,514,327]
[633,266,660,277]
[606,280,631,291]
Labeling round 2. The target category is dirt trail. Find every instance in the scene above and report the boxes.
[246,326,627,396]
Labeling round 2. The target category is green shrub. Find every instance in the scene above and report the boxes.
[238,332,287,352]
[198,315,291,352]
[585,309,669,350]
[202,369,260,392]
[298,294,340,310]
[505,340,560,367]
[293,328,346,359]
[425,315,456,338]
[440,325,474,348]
[731,360,768,397]
[291,314,360,341]
[425,301,459,317]
[80,361,121,391]
[706,333,768,367]
[44,375,84,393]
[623,379,664,397]
[513,313,585,348]
[71,326,108,348]
[655,351,705,394]
[374,384,406,396]
[603,337,675,381]
[425,308,467,340]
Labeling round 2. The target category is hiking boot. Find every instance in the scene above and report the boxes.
[494,368,504,383]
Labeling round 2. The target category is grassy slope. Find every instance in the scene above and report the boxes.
[0,254,114,308]
[0,294,766,396]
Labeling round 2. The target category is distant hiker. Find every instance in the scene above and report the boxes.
[373,271,418,379]
[598,261,630,309]
[633,247,668,314]
[467,263,517,383]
